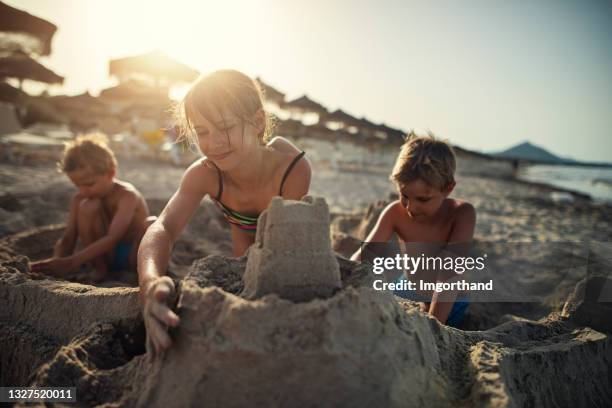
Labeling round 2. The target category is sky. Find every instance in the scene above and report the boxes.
[7,0,612,162]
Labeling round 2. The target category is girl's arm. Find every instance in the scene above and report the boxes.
[138,162,212,355]
[350,201,399,261]
[138,163,210,294]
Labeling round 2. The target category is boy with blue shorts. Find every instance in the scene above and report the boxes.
[352,134,476,327]
[32,134,155,282]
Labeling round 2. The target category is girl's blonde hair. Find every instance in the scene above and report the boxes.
[59,133,117,174]
[174,69,275,148]
[390,132,456,190]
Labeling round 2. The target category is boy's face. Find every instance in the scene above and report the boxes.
[397,178,454,221]
[189,105,263,171]
[67,168,114,199]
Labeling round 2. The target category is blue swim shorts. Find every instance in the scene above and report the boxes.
[110,242,132,272]
[393,277,469,328]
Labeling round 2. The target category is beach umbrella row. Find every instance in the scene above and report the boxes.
[241,76,407,143]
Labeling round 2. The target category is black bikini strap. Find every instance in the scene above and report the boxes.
[212,162,223,201]
[279,151,306,195]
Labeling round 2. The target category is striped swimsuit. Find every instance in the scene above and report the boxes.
[212,151,306,233]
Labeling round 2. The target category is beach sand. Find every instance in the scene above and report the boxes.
[1,154,611,406]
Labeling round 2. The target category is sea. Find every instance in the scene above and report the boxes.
[519,164,612,204]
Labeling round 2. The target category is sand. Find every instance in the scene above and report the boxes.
[2,248,611,407]
[1,154,611,407]
[242,196,342,301]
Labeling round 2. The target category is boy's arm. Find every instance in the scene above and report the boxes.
[350,201,398,261]
[68,193,139,267]
[428,203,476,323]
[448,203,476,244]
[53,194,81,257]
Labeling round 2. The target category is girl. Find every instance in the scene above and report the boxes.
[138,70,311,355]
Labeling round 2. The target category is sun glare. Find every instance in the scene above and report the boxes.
[80,0,271,95]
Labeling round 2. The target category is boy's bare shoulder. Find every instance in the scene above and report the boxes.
[387,200,405,213]
[381,200,405,221]
[112,179,145,202]
[448,199,476,220]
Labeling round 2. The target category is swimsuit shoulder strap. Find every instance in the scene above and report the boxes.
[211,161,223,201]
[279,151,306,196]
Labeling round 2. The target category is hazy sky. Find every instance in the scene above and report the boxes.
[8,0,612,161]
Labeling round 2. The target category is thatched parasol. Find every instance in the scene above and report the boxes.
[282,95,328,115]
[0,55,63,85]
[255,77,285,104]
[50,92,109,116]
[377,123,406,143]
[355,116,378,129]
[99,79,168,101]
[109,51,199,85]
[322,109,360,126]
[0,1,57,56]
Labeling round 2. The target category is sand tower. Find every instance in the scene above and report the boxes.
[241,196,342,302]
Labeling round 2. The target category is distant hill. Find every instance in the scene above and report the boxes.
[492,141,612,168]
[494,141,575,164]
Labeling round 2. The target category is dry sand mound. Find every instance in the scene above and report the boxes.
[2,254,611,407]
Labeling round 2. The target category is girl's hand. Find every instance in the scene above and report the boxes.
[30,257,76,276]
[143,276,181,358]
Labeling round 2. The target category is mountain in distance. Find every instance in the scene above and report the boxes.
[492,141,612,168]
[494,141,576,164]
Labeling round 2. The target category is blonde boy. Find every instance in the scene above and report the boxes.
[352,134,476,327]
[32,134,154,282]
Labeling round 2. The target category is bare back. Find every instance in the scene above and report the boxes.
[98,180,150,243]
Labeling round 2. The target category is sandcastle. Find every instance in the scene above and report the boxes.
[242,195,342,302]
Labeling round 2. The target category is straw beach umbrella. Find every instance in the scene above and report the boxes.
[356,116,377,129]
[99,79,168,100]
[256,77,285,105]
[376,123,406,145]
[322,109,361,127]
[282,95,328,116]
[0,1,57,56]
[0,54,64,88]
[109,51,199,86]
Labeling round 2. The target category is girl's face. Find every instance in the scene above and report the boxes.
[189,105,263,171]
[397,178,454,221]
